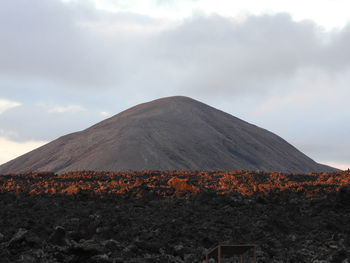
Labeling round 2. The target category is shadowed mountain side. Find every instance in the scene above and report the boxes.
[0,96,337,174]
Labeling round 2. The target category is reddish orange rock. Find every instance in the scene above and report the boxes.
[167,177,199,193]
[61,185,80,195]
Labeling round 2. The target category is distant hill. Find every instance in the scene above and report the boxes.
[0,96,337,174]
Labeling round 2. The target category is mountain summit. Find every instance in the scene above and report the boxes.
[0,96,336,174]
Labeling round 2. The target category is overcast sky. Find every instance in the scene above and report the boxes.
[0,0,349,169]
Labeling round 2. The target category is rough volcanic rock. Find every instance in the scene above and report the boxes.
[1,188,350,262]
[337,185,350,205]
[48,226,67,246]
[0,96,337,173]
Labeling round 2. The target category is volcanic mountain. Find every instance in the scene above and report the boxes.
[0,96,336,174]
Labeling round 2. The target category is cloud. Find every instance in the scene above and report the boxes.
[100,111,112,117]
[0,129,19,138]
[0,98,21,114]
[0,102,115,143]
[0,0,124,89]
[144,13,318,95]
[155,0,199,6]
[0,137,47,165]
[1,1,350,96]
[48,105,86,113]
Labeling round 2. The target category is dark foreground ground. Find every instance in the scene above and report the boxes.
[0,170,350,262]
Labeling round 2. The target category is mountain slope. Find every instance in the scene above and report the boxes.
[0,96,336,174]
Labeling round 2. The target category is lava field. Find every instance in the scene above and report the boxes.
[0,170,350,262]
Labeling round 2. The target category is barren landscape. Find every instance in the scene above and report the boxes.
[2,1,350,262]
[1,170,350,262]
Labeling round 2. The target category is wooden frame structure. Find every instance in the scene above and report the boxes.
[205,244,256,263]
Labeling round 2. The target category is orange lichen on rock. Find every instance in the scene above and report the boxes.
[167,177,200,193]
[61,185,80,195]
[0,170,349,198]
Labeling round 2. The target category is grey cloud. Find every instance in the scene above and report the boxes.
[0,104,108,142]
[155,0,199,6]
[103,13,350,98]
[0,0,131,89]
[1,1,350,95]
[144,14,324,95]
[319,25,350,71]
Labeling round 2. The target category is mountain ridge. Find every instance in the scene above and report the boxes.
[0,96,337,174]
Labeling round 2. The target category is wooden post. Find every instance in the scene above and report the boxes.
[205,244,257,263]
[253,246,256,263]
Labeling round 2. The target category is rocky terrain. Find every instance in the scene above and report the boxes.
[0,170,350,262]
